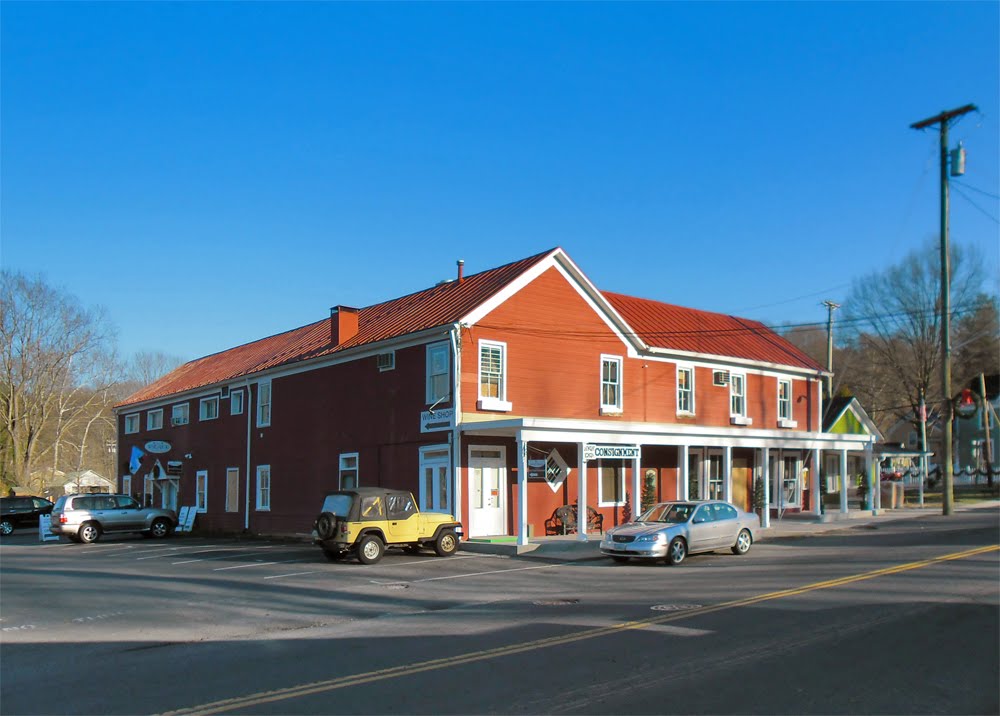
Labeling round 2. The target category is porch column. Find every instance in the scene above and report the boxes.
[632,455,641,522]
[839,449,849,515]
[678,445,688,500]
[516,435,528,546]
[577,443,588,542]
[869,445,879,515]
[812,449,822,516]
[723,445,733,503]
[761,448,771,529]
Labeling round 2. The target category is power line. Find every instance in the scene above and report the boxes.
[952,179,1000,201]
[951,184,1000,224]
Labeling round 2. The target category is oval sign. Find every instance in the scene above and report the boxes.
[144,440,172,454]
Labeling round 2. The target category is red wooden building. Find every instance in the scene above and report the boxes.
[115,248,876,541]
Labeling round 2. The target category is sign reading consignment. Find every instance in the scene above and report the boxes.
[583,444,640,462]
[144,441,172,454]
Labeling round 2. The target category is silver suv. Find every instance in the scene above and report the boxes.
[50,494,177,543]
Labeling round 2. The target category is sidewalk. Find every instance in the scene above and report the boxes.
[458,501,1000,562]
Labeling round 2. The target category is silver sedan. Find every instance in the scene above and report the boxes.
[600,500,760,565]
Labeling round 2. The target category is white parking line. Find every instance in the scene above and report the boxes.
[168,546,276,564]
[263,571,322,580]
[213,561,279,571]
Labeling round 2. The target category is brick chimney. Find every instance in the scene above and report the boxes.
[457,259,465,284]
[330,306,359,345]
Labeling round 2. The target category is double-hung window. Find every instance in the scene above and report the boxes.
[257,381,271,427]
[172,403,189,426]
[729,373,751,425]
[147,409,163,431]
[339,453,359,489]
[478,340,511,411]
[600,355,623,414]
[677,365,694,415]
[196,471,208,512]
[230,390,244,416]
[256,465,271,511]
[777,378,796,427]
[598,462,624,506]
[124,414,139,434]
[426,342,450,405]
[199,396,219,421]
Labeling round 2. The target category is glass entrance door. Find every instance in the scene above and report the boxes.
[419,446,451,513]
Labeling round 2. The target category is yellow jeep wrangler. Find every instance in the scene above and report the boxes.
[312,487,463,564]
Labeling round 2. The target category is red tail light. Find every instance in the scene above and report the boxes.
[59,513,67,524]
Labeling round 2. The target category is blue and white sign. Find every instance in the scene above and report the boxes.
[583,444,641,462]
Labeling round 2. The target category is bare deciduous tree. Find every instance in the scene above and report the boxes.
[0,272,118,493]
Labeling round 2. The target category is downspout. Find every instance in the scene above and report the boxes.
[245,378,253,531]
[450,324,462,522]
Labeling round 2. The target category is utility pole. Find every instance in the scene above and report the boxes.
[910,103,977,516]
[822,300,840,400]
[980,373,994,488]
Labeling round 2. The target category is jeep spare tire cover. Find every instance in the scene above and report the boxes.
[316,512,337,540]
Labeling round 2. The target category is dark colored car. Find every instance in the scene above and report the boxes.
[0,496,55,536]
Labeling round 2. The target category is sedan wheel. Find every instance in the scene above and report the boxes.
[357,535,384,565]
[666,537,686,565]
[0,520,13,536]
[731,529,752,555]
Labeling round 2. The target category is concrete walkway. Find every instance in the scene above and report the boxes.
[459,501,1000,561]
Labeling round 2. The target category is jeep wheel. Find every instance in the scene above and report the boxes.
[316,512,337,540]
[357,535,384,565]
[78,522,101,544]
[434,530,458,557]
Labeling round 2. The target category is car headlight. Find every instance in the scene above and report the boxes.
[635,533,666,543]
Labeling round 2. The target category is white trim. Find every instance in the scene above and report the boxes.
[256,380,272,427]
[195,470,208,513]
[676,363,695,416]
[777,378,793,422]
[729,371,749,422]
[596,460,625,507]
[477,339,511,412]
[256,465,271,511]
[339,452,359,489]
[230,390,245,416]
[147,409,163,431]
[418,444,451,513]
[467,444,508,538]
[199,396,220,421]
[426,341,451,405]
[171,403,190,426]
[124,414,139,434]
[600,354,623,413]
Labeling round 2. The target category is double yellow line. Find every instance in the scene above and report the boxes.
[164,544,998,716]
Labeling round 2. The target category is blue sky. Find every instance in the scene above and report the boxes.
[3,2,998,363]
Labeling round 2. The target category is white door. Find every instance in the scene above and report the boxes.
[419,446,451,513]
[469,447,505,537]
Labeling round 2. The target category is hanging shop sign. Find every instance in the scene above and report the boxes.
[144,441,172,454]
[583,444,640,462]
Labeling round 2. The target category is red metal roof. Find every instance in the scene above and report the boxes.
[603,292,824,371]
[117,249,556,407]
[119,249,822,409]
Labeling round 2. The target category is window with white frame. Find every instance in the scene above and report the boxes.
[339,453,359,489]
[147,409,163,431]
[196,471,208,512]
[256,465,271,511]
[600,355,623,413]
[598,461,624,506]
[778,379,793,422]
[377,352,395,372]
[143,475,154,506]
[122,474,132,497]
[707,454,724,500]
[230,390,244,415]
[257,381,271,427]
[730,373,747,420]
[124,414,139,434]
[200,396,219,421]
[478,340,512,411]
[172,403,189,426]
[225,468,239,512]
[677,365,694,414]
[782,455,801,507]
[426,342,450,404]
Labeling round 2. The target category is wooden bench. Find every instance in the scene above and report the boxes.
[544,505,604,535]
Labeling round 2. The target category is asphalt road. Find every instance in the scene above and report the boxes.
[1,508,997,715]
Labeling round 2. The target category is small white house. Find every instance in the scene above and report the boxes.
[62,470,115,495]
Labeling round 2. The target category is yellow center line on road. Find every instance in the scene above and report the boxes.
[160,544,998,716]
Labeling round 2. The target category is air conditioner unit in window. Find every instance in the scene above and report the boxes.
[713,370,730,386]
[220,386,230,398]
[171,417,185,426]
[377,352,395,372]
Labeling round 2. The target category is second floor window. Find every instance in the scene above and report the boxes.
[124,414,139,434]
[730,373,746,417]
[426,342,450,404]
[601,356,622,413]
[147,409,163,431]
[200,396,219,421]
[231,390,244,415]
[778,379,792,420]
[257,381,271,427]
[172,403,190,426]
[677,366,694,414]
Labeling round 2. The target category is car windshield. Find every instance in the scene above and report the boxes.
[638,503,694,524]
[321,494,354,517]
